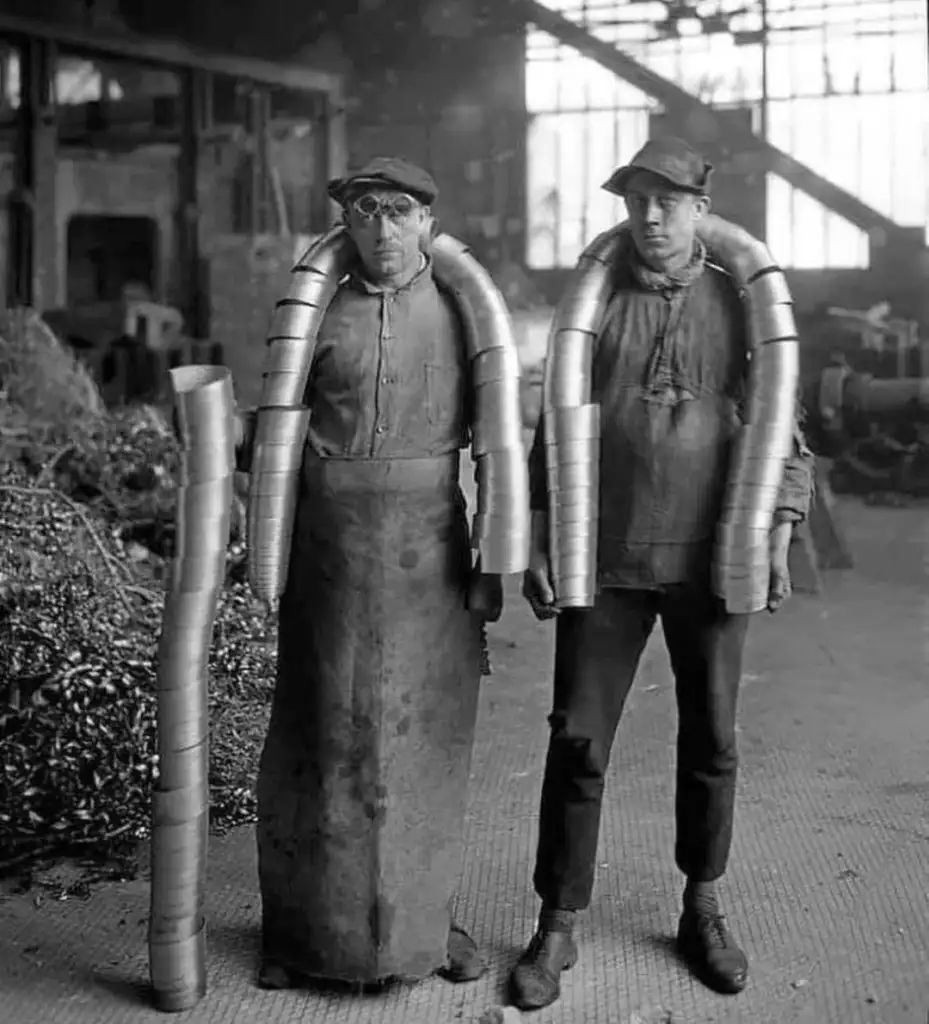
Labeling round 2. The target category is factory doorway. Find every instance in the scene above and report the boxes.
[66,214,158,308]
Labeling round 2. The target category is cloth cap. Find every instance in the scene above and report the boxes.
[327,156,438,206]
[602,136,713,197]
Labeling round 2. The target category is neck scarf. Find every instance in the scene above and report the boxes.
[630,238,707,292]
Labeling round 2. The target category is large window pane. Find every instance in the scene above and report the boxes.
[526,0,929,269]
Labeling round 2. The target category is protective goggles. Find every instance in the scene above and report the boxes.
[349,191,422,223]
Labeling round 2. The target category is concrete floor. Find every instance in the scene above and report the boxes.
[2,494,927,1024]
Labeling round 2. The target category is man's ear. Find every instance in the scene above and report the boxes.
[693,194,711,220]
[420,211,439,252]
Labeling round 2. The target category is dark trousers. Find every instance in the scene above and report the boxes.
[533,584,750,911]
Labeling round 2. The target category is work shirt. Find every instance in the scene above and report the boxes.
[305,258,470,459]
[529,244,814,589]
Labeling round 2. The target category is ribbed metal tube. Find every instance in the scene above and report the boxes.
[542,226,625,607]
[432,234,530,575]
[247,230,530,595]
[246,406,311,601]
[541,215,799,613]
[259,228,353,408]
[247,229,351,602]
[149,365,236,1013]
[695,215,800,613]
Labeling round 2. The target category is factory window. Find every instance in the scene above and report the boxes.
[0,43,20,112]
[54,55,125,106]
[525,0,929,270]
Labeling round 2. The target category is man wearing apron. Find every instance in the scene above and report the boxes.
[255,158,502,989]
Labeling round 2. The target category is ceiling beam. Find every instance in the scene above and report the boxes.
[0,12,343,99]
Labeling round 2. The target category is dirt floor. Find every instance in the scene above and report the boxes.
[1,492,927,1024]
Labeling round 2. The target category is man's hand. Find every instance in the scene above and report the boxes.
[468,571,503,623]
[767,519,794,613]
[522,511,560,621]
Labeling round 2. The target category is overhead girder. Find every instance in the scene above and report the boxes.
[522,0,904,239]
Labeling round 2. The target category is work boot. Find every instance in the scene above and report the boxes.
[677,907,748,994]
[509,909,578,1010]
[257,958,295,990]
[440,923,487,982]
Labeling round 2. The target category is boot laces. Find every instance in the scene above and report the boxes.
[698,911,730,948]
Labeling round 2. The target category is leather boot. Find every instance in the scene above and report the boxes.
[440,923,487,982]
[677,907,749,994]
[509,910,578,1011]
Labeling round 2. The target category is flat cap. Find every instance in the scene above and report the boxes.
[602,136,713,197]
[327,156,438,205]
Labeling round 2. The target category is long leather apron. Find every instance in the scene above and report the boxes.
[256,446,482,983]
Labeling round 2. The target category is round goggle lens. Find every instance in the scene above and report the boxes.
[352,193,418,221]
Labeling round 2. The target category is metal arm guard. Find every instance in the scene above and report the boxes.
[542,213,800,614]
[247,228,530,602]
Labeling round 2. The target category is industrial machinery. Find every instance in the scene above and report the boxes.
[804,357,929,498]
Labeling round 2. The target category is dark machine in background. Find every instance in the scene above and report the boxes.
[805,363,929,498]
[800,307,929,499]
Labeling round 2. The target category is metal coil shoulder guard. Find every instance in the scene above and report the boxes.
[542,213,799,614]
[247,228,530,602]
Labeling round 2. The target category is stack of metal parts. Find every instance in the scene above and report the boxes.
[470,342,529,572]
[247,229,352,602]
[695,216,800,614]
[542,229,625,607]
[149,365,237,1012]
[431,235,530,575]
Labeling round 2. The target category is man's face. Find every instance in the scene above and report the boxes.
[344,189,432,284]
[623,170,708,268]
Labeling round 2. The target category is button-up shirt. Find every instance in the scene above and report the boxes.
[305,259,470,459]
[529,253,814,589]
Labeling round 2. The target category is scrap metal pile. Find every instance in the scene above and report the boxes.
[0,312,275,869]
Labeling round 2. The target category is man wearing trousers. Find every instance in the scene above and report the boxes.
[511,136,814,1011]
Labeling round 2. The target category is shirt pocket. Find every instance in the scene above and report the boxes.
[424,363,463,426]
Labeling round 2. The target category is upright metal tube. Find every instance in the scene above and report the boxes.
[247,406,311,601]
[149,365,236,1013]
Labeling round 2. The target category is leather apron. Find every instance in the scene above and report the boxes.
[256,446,482,983]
